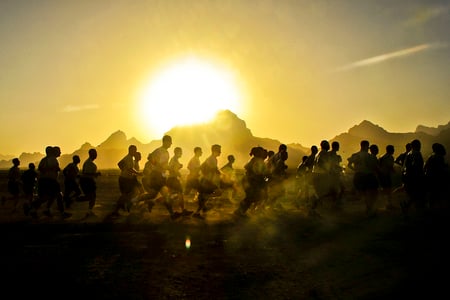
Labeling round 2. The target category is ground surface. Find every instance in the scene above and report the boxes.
[0,170,449,299]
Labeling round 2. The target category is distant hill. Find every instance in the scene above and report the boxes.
[0,152,44,170]
[0,154,14,161]
[0,110,309,170]
[1,113,448,170]
[331,120,449,163]
[416,122,450,136]
[164,110,309,168]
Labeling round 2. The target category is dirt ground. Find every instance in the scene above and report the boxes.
[0,171,449,299]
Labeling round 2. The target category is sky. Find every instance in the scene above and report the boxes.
[0,0,449,155]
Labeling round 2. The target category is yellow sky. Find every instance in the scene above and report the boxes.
[0,0,449,155]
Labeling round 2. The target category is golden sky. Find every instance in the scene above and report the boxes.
[0,0,449,155]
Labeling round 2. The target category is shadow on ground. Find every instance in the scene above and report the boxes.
[1,202,449,300]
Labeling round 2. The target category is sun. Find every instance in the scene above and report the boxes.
[137,57,242,137]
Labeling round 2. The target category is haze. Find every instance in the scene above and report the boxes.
[0,0,449,155]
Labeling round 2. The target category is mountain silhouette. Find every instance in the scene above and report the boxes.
[416,121,450,136]
[1,113,449,170]
[165,110,306,168]
[0,154,14,161]
[436,128,450,151]
[97,130,128,149]
[0,110,308,170]
[347,120,389,138]
[331,120,445,161]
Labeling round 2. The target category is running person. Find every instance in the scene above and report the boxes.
[111,145,140,216]
[400,139,426,217]
[167,147,193,216]
[378,145,395,209]
[21,163,38,216]
[266,144,288,210]
[329,141,345,209]
[347,140,379,217]
[220,154,238,204]
[184,146,203,199]
[141,135,181,220]
[79,149,101,217]
[30,146,71,219]
[2,158,21,213]
[234,146,269,218]
[309,140,331,217]
[192,144,222,219]
[62,155,81,209]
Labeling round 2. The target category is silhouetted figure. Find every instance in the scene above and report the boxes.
[2,158,21,213]
[234,146,269,217]
[305,146,318,171]
[296,156,309,177]
[130,151,145,201]
[167,147,192,216]
[378,145,395,209]
[400,139,426,217]
[295,155,309,208]
[246,147,269,212]
[266,144,288,210]
[30,146,71,219]
[139,135,180,220]
[309,140,331,217]
[258,149,275,210]
[347,140,379,217]
[220,154,236,178]
[395,142,412,167]
[298,146,319,208]
[265,150,275,177]
[329,141,345,209]
[392,143,413,194]
[142,152,154,194]
[21,162,37,216]
[369,144,379,156]
[368,144,380,214]
[79,149,101,217]
[220,154,238,204]
[193,144,222,219]
[184,147,203,199]
[62,155,81,209]
[369,144,380,172]
[424,143,449,210]
[111,145,140,216]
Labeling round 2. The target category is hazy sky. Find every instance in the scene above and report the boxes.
[1,0,449,155]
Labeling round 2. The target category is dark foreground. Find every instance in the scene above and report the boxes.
[1,206,449,299]
[0,173,449,299]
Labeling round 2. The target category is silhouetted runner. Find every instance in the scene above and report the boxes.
[424,143,449,210]
[400,139,426,217]
[2,158,21,213]
[193,144,222,219]
[111,145,140,216]
[62,155,81,209]
[167,147,192,216]
[347,140,379,217]
[184,146,203,199]
[21,162,37,216]
[234,146,269,218]
[378,145,395,209]
[79,148,101,217]
[30,146,71,219]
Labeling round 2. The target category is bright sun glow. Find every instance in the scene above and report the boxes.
[138,57,242,136]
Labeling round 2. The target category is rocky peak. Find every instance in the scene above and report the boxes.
[416,122,450,136]
[348,120,388,138]
[97,130,127,149]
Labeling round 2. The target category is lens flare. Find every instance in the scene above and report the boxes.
[185,238,191,250]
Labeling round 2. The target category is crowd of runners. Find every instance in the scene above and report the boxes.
[1,135,449,220]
